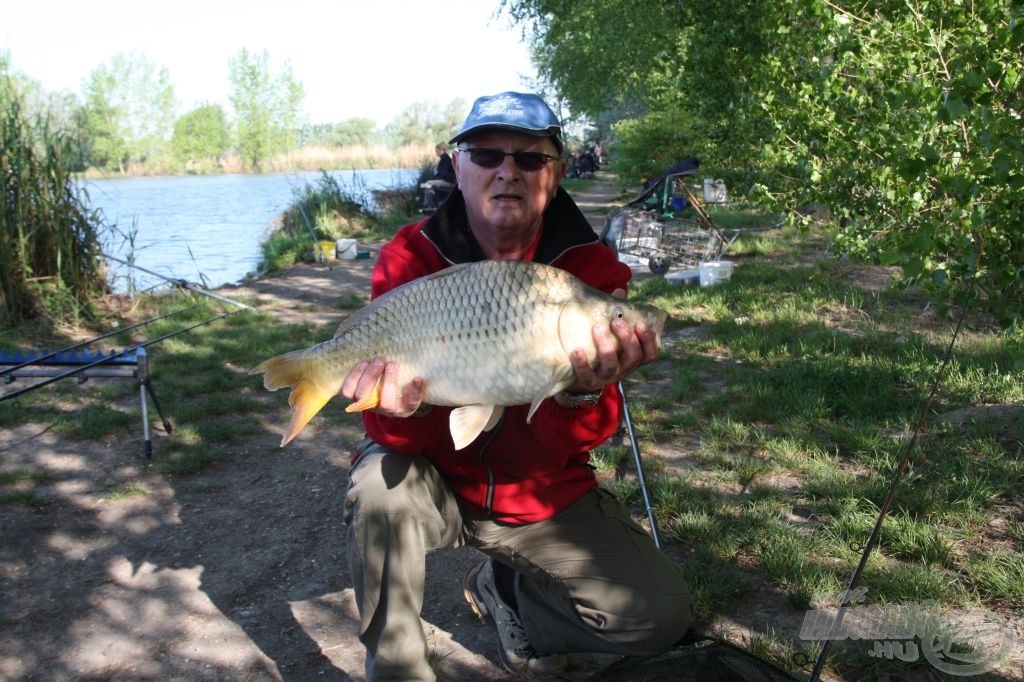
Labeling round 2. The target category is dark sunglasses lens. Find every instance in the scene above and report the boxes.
[468,149,505,168]
[466,148,553,170]
[513,152,550,170]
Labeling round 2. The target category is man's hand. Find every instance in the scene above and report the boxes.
[341,357,427,418]
[563,288,660,394]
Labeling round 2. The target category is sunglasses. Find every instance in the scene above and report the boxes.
[458,147,560,171]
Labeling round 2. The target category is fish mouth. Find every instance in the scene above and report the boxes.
[492,192,523,202]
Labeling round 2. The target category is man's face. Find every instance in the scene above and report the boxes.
[452,131,566,238]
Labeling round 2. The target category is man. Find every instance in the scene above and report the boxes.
[342,92,693,681]
[420,142,456,210]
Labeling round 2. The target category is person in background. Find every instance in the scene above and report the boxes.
[343,92,693,681]
[420,142,456,210]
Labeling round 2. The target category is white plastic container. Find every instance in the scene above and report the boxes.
[699,260,734,287]
[336,238,358,260]
[665,269,700,285]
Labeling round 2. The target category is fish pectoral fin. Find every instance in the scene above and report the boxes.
[449,405,502,450]
[526,373,574,422]
[281,380,335,447]
[344,375,384,413]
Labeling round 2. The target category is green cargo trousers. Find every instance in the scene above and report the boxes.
[344,440,694,682]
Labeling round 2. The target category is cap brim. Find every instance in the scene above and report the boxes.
[450,124,563,154]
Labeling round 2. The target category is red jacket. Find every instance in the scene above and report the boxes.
[355,188,634,524]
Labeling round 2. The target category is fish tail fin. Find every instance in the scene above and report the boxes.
[282,379,334,446]
[251,353,334,446]
[343,374,384,413]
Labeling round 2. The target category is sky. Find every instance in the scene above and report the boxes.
[2,0,539,127]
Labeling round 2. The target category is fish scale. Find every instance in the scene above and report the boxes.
[252,260,667,449]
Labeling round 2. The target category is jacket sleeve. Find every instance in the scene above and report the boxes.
[526,383,623,453]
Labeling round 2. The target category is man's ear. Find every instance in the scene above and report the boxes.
[451,150,462,182]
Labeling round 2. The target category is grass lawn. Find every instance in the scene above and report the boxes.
[591,223,1023,678]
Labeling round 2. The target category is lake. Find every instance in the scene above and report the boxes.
[87,168,418,294]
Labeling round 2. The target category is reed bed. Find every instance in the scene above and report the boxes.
[266,142,436,172]
[0,72,108,327]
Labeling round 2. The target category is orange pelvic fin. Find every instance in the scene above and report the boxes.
[344,374,384,413]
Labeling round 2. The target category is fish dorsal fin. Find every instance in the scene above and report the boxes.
[449,404,503,450]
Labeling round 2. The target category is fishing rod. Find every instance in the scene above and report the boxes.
[0,307,245,402]
[102,253,252,310]
[806,303,969,681]
[0,303,202,378]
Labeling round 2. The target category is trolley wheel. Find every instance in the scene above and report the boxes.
[648,256,670,275]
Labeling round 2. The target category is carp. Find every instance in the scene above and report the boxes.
[251,260,667,449]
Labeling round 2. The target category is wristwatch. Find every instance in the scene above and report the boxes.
[559,388,604,408]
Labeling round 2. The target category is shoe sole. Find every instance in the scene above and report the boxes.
[462,562,491,626]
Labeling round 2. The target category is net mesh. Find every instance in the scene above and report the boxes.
[587,638,803,682]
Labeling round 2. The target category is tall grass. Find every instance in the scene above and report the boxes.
[1,69,108,326]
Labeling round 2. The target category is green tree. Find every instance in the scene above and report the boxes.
[331,117,379,146]
[228,48,305,170]
[505,0,687,117]
[753,1,1024,326]
[506,0,1024,326]
[81,51,175,172]
[384,98,465,148]
[172,103,229,171]
[299,117,379,147]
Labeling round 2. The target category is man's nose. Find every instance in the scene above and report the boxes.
[496,153,521,179]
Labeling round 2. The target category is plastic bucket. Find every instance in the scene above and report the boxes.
[317,240,337,262]
[698,260,733,287]
[336,238,358,260]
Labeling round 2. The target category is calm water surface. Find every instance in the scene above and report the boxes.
[87,169,416,293]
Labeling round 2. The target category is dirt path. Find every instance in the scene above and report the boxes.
[0,174,637,682]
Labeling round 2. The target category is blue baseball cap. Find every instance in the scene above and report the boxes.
[450,92,563,155]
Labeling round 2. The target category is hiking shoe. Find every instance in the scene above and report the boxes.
[463,560,568,678]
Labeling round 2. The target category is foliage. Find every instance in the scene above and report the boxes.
[505,0,1024,327]
[383,99,465,148]
[774,1,1024,328]
[299,117,379,147]
[610,99,698,183]
[504,0,687,117]
[228,48,305,171]
[260,171,378,273]
[80,51,176,173]
[171,103,230,171]
[0,68,108,325]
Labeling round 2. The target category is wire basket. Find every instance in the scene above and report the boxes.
[616,210,725,274]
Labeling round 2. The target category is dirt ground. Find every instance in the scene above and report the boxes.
[3,177,1022,681]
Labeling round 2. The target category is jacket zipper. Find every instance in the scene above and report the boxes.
[477,410,507,515]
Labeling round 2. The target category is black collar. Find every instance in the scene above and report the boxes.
[421,187,599,265]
